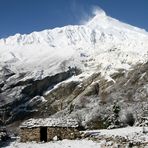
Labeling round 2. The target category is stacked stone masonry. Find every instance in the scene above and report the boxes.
[20,127,80,142]
[20,127,40,142]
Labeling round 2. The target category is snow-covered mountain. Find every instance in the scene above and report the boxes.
[0,11,148,79]
[0,11,148,126]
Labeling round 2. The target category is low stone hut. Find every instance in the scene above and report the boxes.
[20,117,80,142]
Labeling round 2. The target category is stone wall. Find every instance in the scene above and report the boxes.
[20,127,40,142]
[20,126,80,142]
[47,127,80,141]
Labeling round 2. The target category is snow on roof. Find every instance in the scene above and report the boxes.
[20,117,79,128]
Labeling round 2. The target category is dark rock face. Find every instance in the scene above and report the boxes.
[35,73,100,118]
[0,67,80,124]
[22,70,75,98]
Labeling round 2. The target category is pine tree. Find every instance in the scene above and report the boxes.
[108,101,121,129]
[112,101,121,126]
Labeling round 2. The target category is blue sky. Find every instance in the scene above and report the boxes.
[0,0,147,38]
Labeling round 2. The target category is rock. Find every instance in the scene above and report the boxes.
[53,136,58,141]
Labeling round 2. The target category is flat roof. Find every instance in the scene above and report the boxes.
[20,117,79,128]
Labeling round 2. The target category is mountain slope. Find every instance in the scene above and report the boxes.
[0,11,148,127]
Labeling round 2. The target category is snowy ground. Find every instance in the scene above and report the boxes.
[2,139,103,148]
[84,126,148,142]
[2,127,148,148]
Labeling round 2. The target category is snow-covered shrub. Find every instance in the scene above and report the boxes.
[125,112,135,126]
[85,117,108,129]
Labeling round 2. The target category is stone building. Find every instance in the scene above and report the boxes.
[20,117,80,142]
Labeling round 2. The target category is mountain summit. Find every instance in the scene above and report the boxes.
[87,10,147,33]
